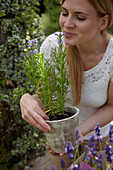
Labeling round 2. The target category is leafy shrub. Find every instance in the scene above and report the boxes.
[41,0,61,35]
[0,0,46,169]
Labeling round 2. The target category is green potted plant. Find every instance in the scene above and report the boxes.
[22,33,79,153]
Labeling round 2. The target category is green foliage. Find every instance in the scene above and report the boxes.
[108,24,113,35]
[0,0,46,169]
[23,34,70,117]
[41,0,61,35]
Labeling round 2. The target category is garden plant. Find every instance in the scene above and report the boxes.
[52,123,113,170]
[0,0,46,169]
[23,33,70,119]
[22,32,79,153]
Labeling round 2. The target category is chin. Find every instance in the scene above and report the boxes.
[64,40,77,46]
[64,37,77,46]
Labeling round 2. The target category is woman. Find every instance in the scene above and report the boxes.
[20,0,113,169]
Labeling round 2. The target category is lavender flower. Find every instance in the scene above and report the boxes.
[88,134,95,148]
[60,158,67,170]
[92,144,97,156]
[52,166,56,170]
[65,141,74,153]
[93,156,98,164]
[84,145,88,157]
[105,145,113,163]
[97,153,103,169]
[65,141,74,159]
[94,123,103,143]
[75,129,79,140]
[70,164,78,170]
[109,124,113,143]
[69,153,74,159]
[94,123,101,136]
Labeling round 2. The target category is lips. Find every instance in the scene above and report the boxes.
[65,32,77,38]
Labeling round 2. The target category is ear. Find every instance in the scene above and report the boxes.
[99,15,109,31]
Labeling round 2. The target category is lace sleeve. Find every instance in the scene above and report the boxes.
[40,32,60,60]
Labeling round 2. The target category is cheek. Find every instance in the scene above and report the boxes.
[78,22,95,34]
[59,15,63,28]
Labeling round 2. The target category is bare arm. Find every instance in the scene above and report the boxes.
[78,81,113,136]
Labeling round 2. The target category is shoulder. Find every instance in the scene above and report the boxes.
[106,37,113,61]
[107,37,113,80]
[40,32,64,59]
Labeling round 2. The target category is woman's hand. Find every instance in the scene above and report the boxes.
[48,146,67,156]
[20,93,51,133]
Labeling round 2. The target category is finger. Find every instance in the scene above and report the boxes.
[32,111,51,131]
[48,146,67,156]
[32,103,49,120]
[23,111,50,132]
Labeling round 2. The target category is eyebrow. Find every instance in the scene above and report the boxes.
[61,7,89,16]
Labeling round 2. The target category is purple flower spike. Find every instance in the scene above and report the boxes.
[69,153,74,159]
[60,158,67,170]
[93,156,98,164]
[84,145,88,157]
[92,144,97,156]
[109,124,113,143]
[52,166,56,170]
[97,135,103,142]
[105,145,113,163]
[75,129,79,140]
[88,134,95,148]
[94,123,101,136]
[97,153,103,169]
[70,164,78,170]
[65,141,74,153]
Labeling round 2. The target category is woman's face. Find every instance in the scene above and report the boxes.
[59,0,103,46]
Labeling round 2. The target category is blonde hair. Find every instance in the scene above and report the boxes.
[61,0,113,105]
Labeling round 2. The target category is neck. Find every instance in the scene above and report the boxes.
[76,34,110,58]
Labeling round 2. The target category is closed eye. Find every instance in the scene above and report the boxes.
[62,13,68,16]
[77,17,86,21]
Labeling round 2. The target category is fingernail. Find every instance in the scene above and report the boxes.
[47,126,51,131]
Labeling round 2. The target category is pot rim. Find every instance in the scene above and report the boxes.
[45,106,79,123]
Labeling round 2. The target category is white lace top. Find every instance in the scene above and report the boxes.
[40,32,113,139]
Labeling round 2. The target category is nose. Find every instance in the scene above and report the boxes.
[64,15,75,28]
